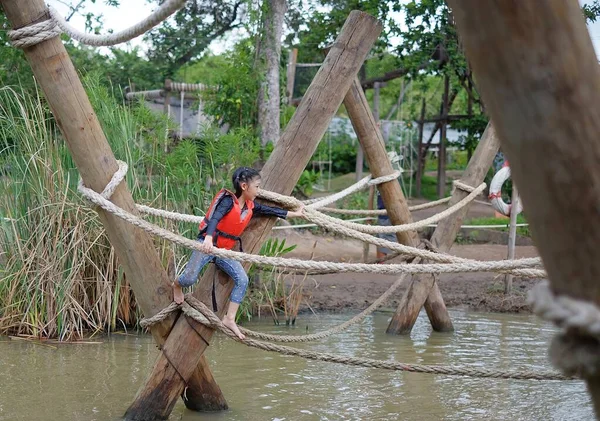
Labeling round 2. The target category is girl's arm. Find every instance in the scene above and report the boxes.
[253,202,305,219]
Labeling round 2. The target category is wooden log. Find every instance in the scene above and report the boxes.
[504,186,519,294]
[437,75,450,199]
[386,123,500,334]
[447,0,600,411]
[125,11,383,419]
[0,0,229,415]
[343,77,454,332]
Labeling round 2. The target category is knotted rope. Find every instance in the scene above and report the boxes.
[138,294,572,381]
[528,282,600,377]
[8,0,187,49]
[76,160,546,278]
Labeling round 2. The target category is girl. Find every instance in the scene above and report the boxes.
[172,167,305,339]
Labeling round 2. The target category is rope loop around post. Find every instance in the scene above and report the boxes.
[8,19,61,48]
[452,180,477,194]
[528,281,600,377]
[77,160,128,204]
[367,169,403,186]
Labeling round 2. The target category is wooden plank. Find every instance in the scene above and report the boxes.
[447,0,600,411]
[386,123,500,334]
[125,11,383,419]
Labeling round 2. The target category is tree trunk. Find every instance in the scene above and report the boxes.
[258,0,287,146]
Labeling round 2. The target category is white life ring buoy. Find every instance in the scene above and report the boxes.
[489,165,523,217]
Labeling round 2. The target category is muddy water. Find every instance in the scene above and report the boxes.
[0,309,593,421]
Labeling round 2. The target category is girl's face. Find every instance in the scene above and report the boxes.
[241,176,261,200]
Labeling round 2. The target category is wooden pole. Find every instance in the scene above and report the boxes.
[286,48,298,104]
[437,75,449,198]
[0,1,231,416]
[415,98,426,197]
[504,186,519,294]
[386,123,500,334]
[447,1,600,413]
[125,11,382,419]
[343,77,454,332]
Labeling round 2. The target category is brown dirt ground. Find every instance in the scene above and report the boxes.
[268,196,540,314]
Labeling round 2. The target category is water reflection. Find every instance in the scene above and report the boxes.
[0,309,592,421]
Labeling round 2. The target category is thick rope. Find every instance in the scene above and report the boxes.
[528,281,600,377]
[76,161,545,278]
[140,295,572,381]
[8,19,62,48]
[320,197,452,216]
[8,1,186,49]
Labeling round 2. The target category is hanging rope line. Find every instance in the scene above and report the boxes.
[77,161,545,278]
[9,0,187,48]
[138,294,572,381]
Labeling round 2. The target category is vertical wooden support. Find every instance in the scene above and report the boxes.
[437,75,450,198]
[0,0,230,416]
[343,77,454,332]
[447,1,600,413]
[415,98,426,197]
[504,186,519,294]
[125,11,382,419]
[386,123,500,334]
[286,48,298,104]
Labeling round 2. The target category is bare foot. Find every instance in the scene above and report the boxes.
[172,282,185,304]
[222,317,246,340]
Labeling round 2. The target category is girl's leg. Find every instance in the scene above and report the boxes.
[173,250,212,304]
[214,257,248,340]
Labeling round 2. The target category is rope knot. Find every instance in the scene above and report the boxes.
[78,160,128,203]
[452,180,481,194]
[528,281,600,377]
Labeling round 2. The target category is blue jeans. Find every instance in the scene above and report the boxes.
[177,249,249,304]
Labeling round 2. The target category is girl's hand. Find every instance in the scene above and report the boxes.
[288,204,306,219]
[200,236,213,253]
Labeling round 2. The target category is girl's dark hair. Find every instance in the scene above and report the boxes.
[232,167,261,196]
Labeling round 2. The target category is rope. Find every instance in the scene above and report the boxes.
[319,196,452,216]
[9,1,187,48]
[76,161,546,278]
[139,294,572,381]
[8,19,61,48]
[528,281,600,377]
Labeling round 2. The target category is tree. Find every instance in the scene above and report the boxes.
[143,0,246,78]
[257,0,288,146]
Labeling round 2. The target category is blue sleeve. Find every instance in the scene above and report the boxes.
[205,196,234,236]
[252,201,288,219]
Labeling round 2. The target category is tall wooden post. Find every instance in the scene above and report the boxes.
[415,98,426,197]
[504,186,519,294]
[0,0,231,416]
[437,75,450,198]
[125,11,383,419]
[448,1,600,414]
[386,123,500,334]
[286,48,298,104]
[343,77,454,331]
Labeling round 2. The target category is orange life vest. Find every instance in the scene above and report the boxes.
[198,189,254,250]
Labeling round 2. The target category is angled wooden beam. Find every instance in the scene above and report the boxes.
[124,11,383,419]
[386,122,500,334]
[343,77,454,332]
[0,0,230,415]
[448,0,600,413]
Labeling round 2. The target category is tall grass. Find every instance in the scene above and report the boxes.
[0,76,260,340]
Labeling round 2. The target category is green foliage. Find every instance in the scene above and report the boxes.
[202,40,261,130]
[583,1,600,22]
[294,169,321,197]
